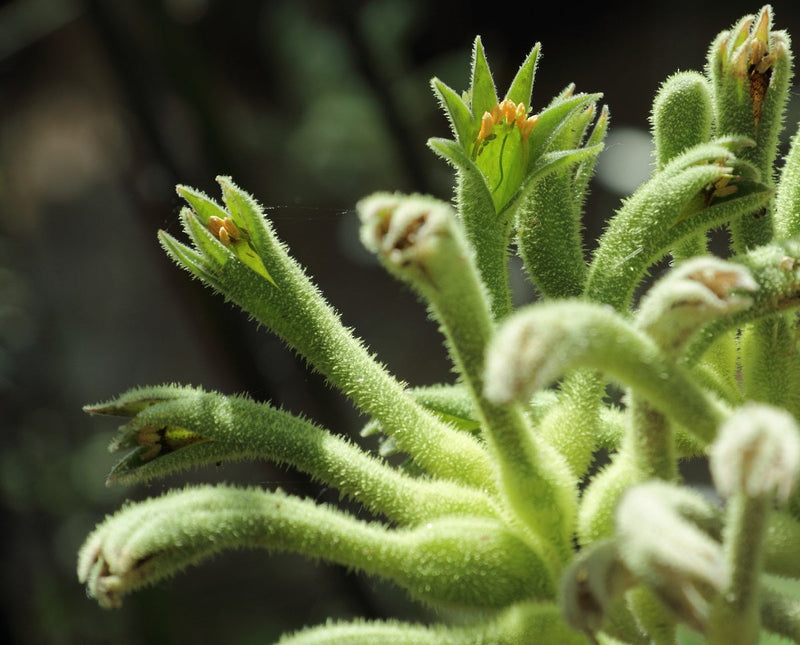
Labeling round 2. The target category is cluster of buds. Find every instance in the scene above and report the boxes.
[474,98,539,153]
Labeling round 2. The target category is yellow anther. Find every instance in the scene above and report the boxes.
[713,184,738,199]
[207,215,242,247]
[136,426,165,462]
[707,174,738,202]
[518,114,539,140]
[208,215,225,237]
[476,100,537,145]
[500,99,516,124]
[221,218,241,242]
[756,51,777,74]
[478,111,495,141]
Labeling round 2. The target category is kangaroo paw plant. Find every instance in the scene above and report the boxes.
[79,6,800,644]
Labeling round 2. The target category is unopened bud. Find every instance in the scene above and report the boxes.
[616,482,725,630]
[710,403,800,502]
[637,257,756,354]
[357,193,455,273]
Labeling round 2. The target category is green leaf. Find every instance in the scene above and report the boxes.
[469,36,498,120]
[216,177,278,285]
[157,230,224,291]
[83,384,203,417]
[573,104,609,203]
[228,238,275,283]
[504,43,540,107]
[511,144,605,214]
[548,100,599,152]
[175,185,228,225]
[526,93,601,162]
[428,137,477,173]
[430,77,473,149]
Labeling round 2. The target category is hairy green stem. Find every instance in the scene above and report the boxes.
[358,194,576,566]
[708,495,769,645]
[486,301,726,445]
[79,486,552,611]
[162,181,494,488]
[277,602,586,645]
[93,387,499,525]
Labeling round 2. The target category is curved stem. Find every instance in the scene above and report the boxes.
[78,485,553,611]
[99,388,500,525]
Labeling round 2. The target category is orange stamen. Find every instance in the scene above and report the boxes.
[478,111,495,141]
[519,114,539,140]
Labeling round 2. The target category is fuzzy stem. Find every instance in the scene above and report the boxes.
[760,585,800,642]
[486,301,727,445]
[79,485,553,611]
[707,495,769,645]
[624,399,677,481]
[277,602,586,645]
[538,371,604,478]
[97,388,499,525]
[515,166,587,299]
[627,588,677,645]
[164,181,495,488]
[740,314,800,412]
[774,124,800,239]
[650,71,713,261]
[358,194,576,566]
[455,170,513,318]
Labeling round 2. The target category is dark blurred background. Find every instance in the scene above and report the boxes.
[2,1,800,643]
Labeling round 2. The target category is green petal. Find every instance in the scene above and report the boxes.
[431,77,473,149]
[469,36,498,120]
[504,43,540,107]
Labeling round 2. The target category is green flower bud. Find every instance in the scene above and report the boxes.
[484,301,724,444]
[636,256,757,356]
[651,71,713,170]
[358,193,460,286]
[615,482,725,630]
[710,402,800,502]
[707,5,793,251]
